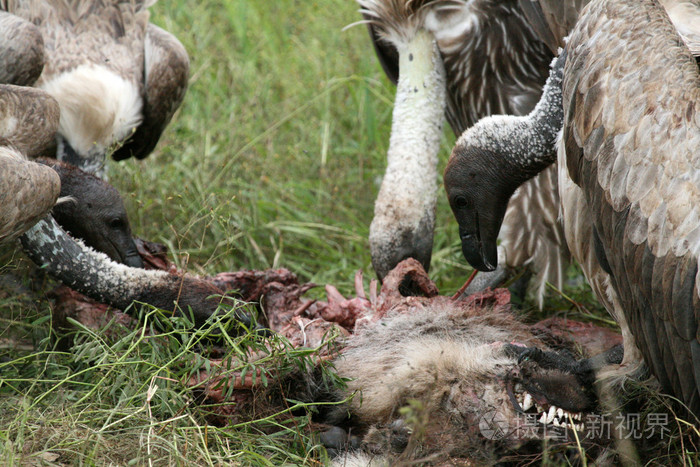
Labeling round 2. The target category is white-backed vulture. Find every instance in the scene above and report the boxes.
[444,0,700,415]
[0,81,231,328]
[560,0,700,416]
[359,0,587,305]
[0,0,189,176]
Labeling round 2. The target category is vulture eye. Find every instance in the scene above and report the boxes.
[109,218,125,229]
[453,196,469,209]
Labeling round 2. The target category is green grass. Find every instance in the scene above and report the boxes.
[0,0,696,465]
[112,0,468,292]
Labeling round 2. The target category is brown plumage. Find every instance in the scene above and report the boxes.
[0,10,44,86]
[560,0,700,416]
[0,0,189,175]
[0,84,61,244]
[0,82,59,159]
[361,0,581,304]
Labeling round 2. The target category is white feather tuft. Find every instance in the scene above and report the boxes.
[40,64,143,159]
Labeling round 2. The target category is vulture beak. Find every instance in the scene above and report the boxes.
[458,213,498,272]
[122,248,144,269]
[445,154,507,274]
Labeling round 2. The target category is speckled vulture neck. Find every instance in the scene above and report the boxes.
[454,52,565,186]
[20,216,230,328]
[369,29,446,279]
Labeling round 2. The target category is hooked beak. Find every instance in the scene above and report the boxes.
[123,250,144,268]
[460,229,497,272]
[457,208,499,272]
[105,235,144,269]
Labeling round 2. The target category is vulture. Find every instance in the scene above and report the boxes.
[0,81,230,330]
[444,0,700,415]
[0,0,189,176]
[359,0,586,304]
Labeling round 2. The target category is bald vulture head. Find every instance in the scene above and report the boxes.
[39,159,144,268]
[444,52,566,272]
[0,0,189,177]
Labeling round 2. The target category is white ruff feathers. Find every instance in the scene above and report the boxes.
[40,64,142,157]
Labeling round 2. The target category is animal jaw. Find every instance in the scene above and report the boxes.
[40,64,143,174]
[368,27,446,279]
[331,304,607,461]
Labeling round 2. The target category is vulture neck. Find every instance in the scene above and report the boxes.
[370,29,446,266]
[20,215,163,311]
[459,52,566,190]
[385,29,446,194]
[20,216,257,330]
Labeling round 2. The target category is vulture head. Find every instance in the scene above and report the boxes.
[39,159,144,269]
[443,146,514,272]
[444,51,566,273]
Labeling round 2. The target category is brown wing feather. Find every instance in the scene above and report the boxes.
[518,0,589,54]
[563,0,700,416]
[0,144,60,244]
[0,83,61,243]
[0,11,45,86]
[0,83,60,158]
[112,23,189,161]
[4,0,148,84]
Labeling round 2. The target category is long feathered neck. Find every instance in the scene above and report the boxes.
[453,50,566,188]
[20,216,231,328]
[358,0,553,134]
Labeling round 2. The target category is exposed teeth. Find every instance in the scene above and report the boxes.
[532,406,587,432]
[522,393,533,411]
[546,406,556,424]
